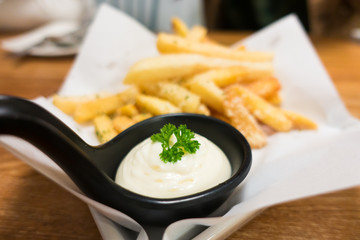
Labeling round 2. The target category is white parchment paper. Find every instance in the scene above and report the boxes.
[1,4,360,240]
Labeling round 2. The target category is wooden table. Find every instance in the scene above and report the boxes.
[0,32,359,240]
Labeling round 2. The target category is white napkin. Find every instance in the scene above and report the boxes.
[1,20,80,56]
[1,4,360,240]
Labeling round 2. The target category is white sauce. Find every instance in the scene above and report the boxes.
[115,134,231,198]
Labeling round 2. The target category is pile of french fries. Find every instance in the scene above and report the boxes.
[52,17,317,148]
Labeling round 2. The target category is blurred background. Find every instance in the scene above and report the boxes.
[205,0,360,38]
[0,0,359,38]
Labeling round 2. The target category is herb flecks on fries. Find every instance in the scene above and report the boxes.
[52,17,317,148]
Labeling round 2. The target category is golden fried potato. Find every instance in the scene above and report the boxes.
[211,111,231,124]
[281,109,318,130]
[224,87,267,148]
[136,94,181,115]
[73,87,139,123]
[113,115,136,133]
[244,77,281,99]
[115,104,139,117]
[74,94,120,123]
[171,17,189,37]
[186,25,207,42]
[183,66,274,89]
[171,17,222,45]
[157,33,274,62]
[140,82,201,113]
[52,94,97,115]
[196,67,247,88]
[94,115,118,144]
[195,103,211,116]
[52,16,317,147]
[123,54,256,85]
[234,45,246,51]
[265,92,282,106]
[183,77,224,113]
[132,113,153,123]
[228,85,292,132]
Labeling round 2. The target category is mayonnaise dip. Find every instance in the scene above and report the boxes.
[115,134,231,198]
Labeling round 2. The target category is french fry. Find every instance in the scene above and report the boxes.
[115,104,139,117]
[171,17,189,37]
[183,77,224,113]
[265,92,282,105]
[132,113,153,123]
[187,66,271,89]
[196,67,247,88]
[228,85,292,132]
[52,17,317,147]
[74,94,120,123]
[239,62,274,81]
[113,115,136,133]
[157,33,274,62]
[190,66,274,88]
[171,17,224,46]
[186,25,207,42]
[281,109,318,130]
[244,77,281,99]
[223,87,267,148]
[123,54,257,85]
[140,82,201,113]
[94,115,118,144]
[73,87,139,123]
[234,45,246,51]
[211,111,230,124]
[52,94,97,115]
[196,103,211,116]
[136,94,181,115]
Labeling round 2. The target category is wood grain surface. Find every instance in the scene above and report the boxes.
[0,32,359,240]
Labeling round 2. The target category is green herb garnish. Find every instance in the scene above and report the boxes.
[151,123,200,163]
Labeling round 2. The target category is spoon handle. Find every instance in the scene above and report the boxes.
[0,95,109,197]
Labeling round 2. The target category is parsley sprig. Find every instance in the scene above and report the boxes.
[151,124,200,163]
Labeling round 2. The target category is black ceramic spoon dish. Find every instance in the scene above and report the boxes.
[0,95,252,225]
